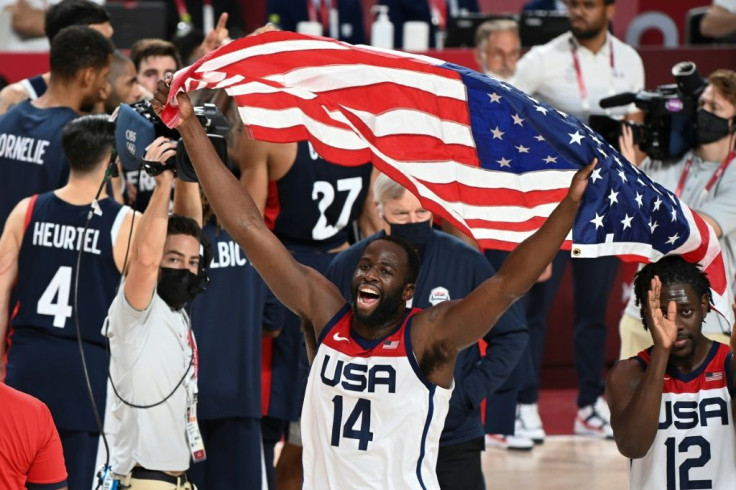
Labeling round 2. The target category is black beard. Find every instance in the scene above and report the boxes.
[79,100,96,114]
[351,284,406,329]
[572,26,604,40]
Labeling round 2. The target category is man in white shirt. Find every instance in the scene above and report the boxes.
[511,0,645,441]
[701,0,736,38]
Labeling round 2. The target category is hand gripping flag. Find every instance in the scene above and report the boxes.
[160,30,733,325]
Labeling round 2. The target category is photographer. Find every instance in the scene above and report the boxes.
[618,69,736,358]
[105,137,207,489]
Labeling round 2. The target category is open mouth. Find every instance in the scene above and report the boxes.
[357,285,381,307]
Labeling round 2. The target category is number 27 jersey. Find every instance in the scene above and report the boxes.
[630,342,736,490]
[302,305,452,490]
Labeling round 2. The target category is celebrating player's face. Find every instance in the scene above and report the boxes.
[351,241,409,329]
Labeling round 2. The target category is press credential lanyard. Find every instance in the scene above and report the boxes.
[675,150,735,199]
[571,37,615,116]
[186,328,206,462]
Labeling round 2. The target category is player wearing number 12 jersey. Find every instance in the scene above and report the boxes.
[0,116,136,490]
[160,83,596,490]
[606,256,736,490]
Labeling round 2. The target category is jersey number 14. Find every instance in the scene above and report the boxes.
[331,395,374,451]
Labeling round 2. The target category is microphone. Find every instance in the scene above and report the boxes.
[599,92,638,109]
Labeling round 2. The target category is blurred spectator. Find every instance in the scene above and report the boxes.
[473,19,520,80]
[701,0,736,38]
[0,0,112,116]
[267,0,365,44]
[0,0,109,52]
[523,0,567,11]
[0,383,68,490]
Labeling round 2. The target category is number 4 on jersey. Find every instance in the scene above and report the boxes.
[36,266,73,328]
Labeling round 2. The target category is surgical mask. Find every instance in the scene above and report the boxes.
[387,220,433,250]
[157,267,201,310]
[696,108,732,145]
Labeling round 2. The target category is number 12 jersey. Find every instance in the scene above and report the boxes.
[630,342,736,490]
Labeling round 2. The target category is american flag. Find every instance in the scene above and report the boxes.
[160,31,731,323]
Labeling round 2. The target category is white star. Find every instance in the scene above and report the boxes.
[535,105,548,115]
[653,197,662,212]
[635,192,644,207]
[621,214,633,230]
[497,157,512,167]
[614,156,623,166]
[543,155,558,164]
[498,81,511,90]
[666,233,680,245]
[596,147,608,159]
[516,144,530,153]
[671,207,678,222]
[535,135,545,142]
[617,169,628,183]
[489,92,502,103]
[607,189,619,205]
[636,178,646,186]
[648,219,659,233]
[590,213,605,229]
[512,113,524,126]
[528,96,539,104]
[569,131,585,145]
[590,168,603,183]
[556,108,569,118]
[631,164,641,174]
[651,184,662,195]
[591,134,603,146]
[491,126,505,140]
[668,193,677,204]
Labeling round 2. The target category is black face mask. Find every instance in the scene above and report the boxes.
[157,267,202,310]
[387,220,433,251]
[696,108,733,145]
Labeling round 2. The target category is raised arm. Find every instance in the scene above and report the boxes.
[0,199,29,379]
[415,160,596,352]
[154,80,345,331]
[123,139,176,310]
[606,276,676,458]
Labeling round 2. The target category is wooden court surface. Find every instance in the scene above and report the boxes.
[482,436,629,489]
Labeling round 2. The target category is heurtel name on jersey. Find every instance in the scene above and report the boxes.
[32,221,102,255]
[0,133,50,165]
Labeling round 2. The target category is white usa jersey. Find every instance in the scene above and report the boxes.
[630,342,736,490]
[302,305,453,489]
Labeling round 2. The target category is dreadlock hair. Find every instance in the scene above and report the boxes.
[633,255,712,330]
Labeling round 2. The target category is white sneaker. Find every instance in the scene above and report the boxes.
[485,433,534,451]
[516,403,546,444]
[574,396,614,439]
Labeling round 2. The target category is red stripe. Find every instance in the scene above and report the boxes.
[261,337,273,416]
[23,194,38,235]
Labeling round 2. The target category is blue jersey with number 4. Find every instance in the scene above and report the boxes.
[265,141,372,252]
[5,192,127,431]
[630,342,736,490]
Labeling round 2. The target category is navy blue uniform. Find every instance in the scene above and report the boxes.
[325,229,528,490]
[187,221,268,490]
[5,192,127,490]
[267,0,366,45]
[0,101,76,227]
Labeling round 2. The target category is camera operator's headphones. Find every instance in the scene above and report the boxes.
[192,233,212,296]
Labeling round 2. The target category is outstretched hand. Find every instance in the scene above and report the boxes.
[151,73,194,128]
[566,158,597,204]
[199,12,231,58]
[646,276,678,351]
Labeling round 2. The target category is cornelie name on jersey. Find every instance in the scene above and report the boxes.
[0,133,51,165]
[32,221,102,255]
[658,396,730,430]
[319,354,397,393]
[209,240,248,269]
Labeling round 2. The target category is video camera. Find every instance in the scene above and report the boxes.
[114,100,231,181]
[599,62,706,161]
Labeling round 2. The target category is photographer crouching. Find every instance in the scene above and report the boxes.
[104,136,208,489]
[618,69,736,357]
